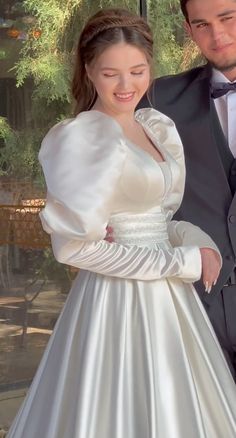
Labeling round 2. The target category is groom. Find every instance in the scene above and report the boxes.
[140,0,236,378]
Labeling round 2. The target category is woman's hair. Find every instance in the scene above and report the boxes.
[72,8,153,114]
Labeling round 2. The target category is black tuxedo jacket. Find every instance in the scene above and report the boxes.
[139,64,236,305]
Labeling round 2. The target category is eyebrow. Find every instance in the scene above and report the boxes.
[100,63,148,71]
[190,9,236,24]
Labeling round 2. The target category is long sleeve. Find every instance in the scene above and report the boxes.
[51,233,201,282]
[39,110,201,282]
[167,220,222,265]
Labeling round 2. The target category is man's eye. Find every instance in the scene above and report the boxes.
[222,16,233,21]
[196,23,208,28]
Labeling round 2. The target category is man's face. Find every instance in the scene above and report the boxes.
[186,0,236,79]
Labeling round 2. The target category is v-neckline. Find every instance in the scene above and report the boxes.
[126,136,168,169]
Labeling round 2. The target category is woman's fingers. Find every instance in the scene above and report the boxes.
[105,225,114,242]
[200,248,221,294]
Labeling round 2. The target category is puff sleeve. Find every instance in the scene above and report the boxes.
[39,110,202,282]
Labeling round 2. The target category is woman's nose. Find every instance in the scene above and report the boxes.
[118,75,130,89]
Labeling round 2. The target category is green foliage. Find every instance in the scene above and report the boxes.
[148,0,185,76]
[181,38,205,70]
[0,117,16,144]
[16,52,71,102]
[14,0,80,104]
[0,117,44,180]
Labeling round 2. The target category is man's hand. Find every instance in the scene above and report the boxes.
[200,247,221,293]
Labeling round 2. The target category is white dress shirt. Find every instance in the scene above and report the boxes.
[211,68,236,158]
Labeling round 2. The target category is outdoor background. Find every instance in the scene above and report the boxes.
[0,0,202,434]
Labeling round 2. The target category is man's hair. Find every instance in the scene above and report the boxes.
[180,0,190,22]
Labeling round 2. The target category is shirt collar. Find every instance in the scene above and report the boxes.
[211,68,235,84]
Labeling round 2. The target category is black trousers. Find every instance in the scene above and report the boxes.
[207,285,236,381]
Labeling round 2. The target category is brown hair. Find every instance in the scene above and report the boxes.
[72,8,153,114]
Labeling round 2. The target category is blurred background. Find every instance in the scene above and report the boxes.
[0,0,202,434]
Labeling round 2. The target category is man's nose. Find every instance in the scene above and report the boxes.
[210,22,225,41]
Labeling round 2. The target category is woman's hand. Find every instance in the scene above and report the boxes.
[105,226,114,243]
[200,247,221,293]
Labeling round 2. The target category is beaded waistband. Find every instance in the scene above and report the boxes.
[108,212,168,246]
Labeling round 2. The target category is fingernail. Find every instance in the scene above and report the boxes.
[205,281,208,292]
[213,279,217,286]
[207,286,212,294]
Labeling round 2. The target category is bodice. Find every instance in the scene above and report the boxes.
[39,108,186,242]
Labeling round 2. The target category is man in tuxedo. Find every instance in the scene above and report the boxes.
[140,0,236,378]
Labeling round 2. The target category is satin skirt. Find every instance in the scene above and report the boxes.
[7,269,236,438]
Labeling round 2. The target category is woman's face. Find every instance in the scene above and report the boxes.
[86,42,151,117]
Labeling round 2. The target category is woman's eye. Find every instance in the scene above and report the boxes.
[131,71,143,76]
[103,73,117,77]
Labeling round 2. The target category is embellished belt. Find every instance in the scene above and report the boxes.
[108,212,169,247]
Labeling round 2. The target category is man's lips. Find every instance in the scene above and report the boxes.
[212,42,234,52]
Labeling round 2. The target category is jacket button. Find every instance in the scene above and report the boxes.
[225,255,234,260]
[229,215,236,223]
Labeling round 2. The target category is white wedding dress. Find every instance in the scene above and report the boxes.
[7,109,236,437]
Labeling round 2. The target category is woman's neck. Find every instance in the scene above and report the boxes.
[92,102,136,132]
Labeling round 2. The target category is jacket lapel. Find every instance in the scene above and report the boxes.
[176,65,233,198]
[210,99,234,181]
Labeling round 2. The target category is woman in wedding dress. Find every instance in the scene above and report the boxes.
[7,8,236,438]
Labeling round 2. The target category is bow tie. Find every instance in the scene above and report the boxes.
[211,82,236,99]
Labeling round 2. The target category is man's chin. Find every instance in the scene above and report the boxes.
[209,59,236,73]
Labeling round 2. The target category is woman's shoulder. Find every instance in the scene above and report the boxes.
[39,110,126,164]
[43,110,123,142]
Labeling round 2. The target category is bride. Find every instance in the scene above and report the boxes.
[7,8,236,438]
